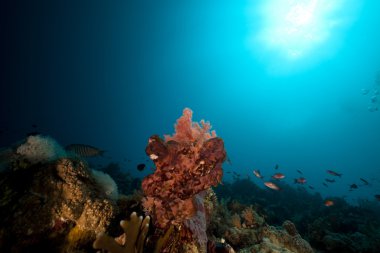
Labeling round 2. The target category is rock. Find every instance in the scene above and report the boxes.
[261,225,314,253]
[0,158,118,252]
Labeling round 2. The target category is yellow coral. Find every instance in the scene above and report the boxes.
[93,212,150,253]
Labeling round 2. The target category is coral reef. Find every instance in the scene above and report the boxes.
[214,178,380,253]
[307,207,380,253]
[256,221,314,253]
[4,111,380,253]
[207,198,313,253]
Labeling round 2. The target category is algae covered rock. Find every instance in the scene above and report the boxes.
[0,158,118,252]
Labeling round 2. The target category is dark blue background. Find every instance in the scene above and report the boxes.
[1,0,380,202]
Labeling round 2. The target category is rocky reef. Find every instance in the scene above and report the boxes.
[5,108,370,252]
[215,178,380,253]
[0,157,118,252]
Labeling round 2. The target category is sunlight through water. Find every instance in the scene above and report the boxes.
[247,0,362,70]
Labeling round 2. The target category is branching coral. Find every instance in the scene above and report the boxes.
[93,212,150,253]
[141,108,226,251]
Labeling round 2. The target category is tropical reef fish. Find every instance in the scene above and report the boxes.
[253,169,264,179]
[325,178,336,183]
[274,164,279,170]
[360,178,369,185]
[308,186,314,190]
[294,177,307,184]
[137,163,146,171]
[368,106,378,112]
[272,173,285,180]
[349,184,358,191]
[323,183,328,187]
[65,144,105,157]
[326,170,342,177]
[375,195,380,201]
[297,169,303,174]
[324,200,334,207]
[264,182,280,191]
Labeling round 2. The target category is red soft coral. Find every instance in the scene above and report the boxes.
[141,108,226,237]
[164,108,216,144]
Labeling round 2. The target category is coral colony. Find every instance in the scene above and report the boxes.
[141,108,226,249]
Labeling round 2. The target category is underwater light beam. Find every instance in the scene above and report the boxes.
[247,0,359,62]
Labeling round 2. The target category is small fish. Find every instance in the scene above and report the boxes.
[308,186,314,190]
[274,164,279,170]
[324,200,334,207]
[253,169,264,179]
[32,124,38,128]
[65,144,105,157]
[233,172,240,177]
[296,169,303,174]
[226,156,232,165]
[264,182,280,191]
[226,171,232,174]
[323,182,328,187]
[360,178,369,185]
[272,173,285,180]
[326,170,342,177]
[368,106,378,112]
[375,194,380,201]
[137,163,146,171]
[361,89,369,95]
[325,178,336,183]
[349,184,358,191]
[294,177,307,184]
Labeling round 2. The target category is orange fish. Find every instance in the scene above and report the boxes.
[272,173,285,180]
[324,200,334,207]
[294,177,307,184]
[264,182,280,190]
[253,170,264,179]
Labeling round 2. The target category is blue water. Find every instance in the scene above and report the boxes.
[1,0,380,204]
